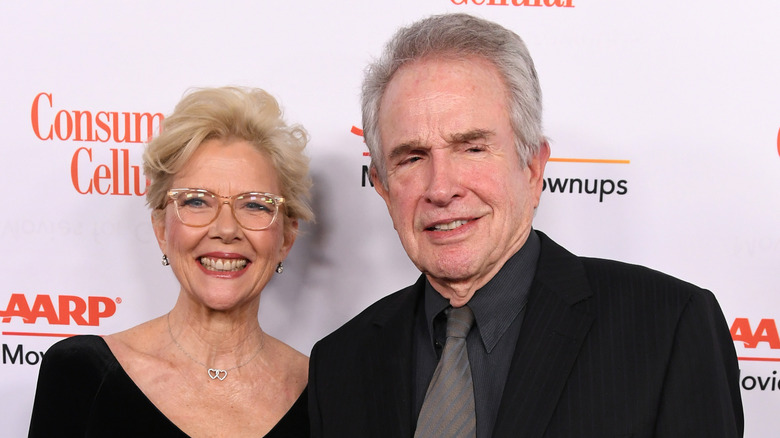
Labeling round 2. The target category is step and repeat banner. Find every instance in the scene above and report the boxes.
[1,1,778,436]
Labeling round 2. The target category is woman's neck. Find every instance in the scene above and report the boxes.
[166,296,265,371]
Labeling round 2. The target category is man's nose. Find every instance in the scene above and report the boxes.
[424,157,462,206]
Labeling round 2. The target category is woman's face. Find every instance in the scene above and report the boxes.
[153,138,296,312]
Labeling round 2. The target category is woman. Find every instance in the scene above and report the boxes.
[29,87,313,437]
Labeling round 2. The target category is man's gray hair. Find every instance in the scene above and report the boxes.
[362,13,545,187]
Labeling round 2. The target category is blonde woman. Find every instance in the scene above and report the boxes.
[30,87,313,437]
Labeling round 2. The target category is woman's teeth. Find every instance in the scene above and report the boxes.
[199,257,247,272]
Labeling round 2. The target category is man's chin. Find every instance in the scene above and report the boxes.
[424,263,484,295]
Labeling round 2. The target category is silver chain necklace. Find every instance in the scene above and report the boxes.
[166,313,265,381]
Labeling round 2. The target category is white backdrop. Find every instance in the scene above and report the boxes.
[1,1,778,436]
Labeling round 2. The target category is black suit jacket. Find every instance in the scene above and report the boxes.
[309,232,743,437]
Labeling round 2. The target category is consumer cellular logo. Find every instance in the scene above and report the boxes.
[30,92,159,196]
[31,92,162,143]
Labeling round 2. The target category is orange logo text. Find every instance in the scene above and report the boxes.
[731,318,780,349]
[0,294,117,326]
[31,92,163,143]
[71,147,148,196]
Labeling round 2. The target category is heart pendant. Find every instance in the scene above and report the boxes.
[208,368,228,380]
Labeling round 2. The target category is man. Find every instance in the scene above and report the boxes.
[309,13,743,438]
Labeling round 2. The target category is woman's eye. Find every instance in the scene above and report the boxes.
[182,198,207,208]
[245,201,271,212]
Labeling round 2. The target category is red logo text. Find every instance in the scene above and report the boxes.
[30,92,155,196]
[731,318,780,349]
[0,294,117,326]
[31,92,163,143]
[71,147,148,196]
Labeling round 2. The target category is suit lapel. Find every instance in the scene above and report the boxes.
[493,232,596,438]
[364,277,425,438]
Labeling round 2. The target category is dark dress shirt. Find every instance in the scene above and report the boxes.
[413,230,540,438]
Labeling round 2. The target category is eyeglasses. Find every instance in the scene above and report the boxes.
[166,188,285,231]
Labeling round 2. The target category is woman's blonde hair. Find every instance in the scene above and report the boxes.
[143,86,313,232]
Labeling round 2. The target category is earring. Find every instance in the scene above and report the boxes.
[161,255,170,266]
[275,262,284,274]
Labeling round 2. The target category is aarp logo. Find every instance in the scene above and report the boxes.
[0,293,118,327]
[731,317,780,362]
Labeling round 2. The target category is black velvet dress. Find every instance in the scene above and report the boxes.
[28,335,309,437]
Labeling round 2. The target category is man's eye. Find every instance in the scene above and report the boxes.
[400,156,423,165]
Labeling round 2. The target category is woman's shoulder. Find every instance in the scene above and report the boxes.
[43,334,116,372]
[29,335,121,436]
[264,335,308,384]
[104,316,166,354]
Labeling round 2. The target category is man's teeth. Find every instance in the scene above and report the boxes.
[199,257,247,272]
[432,220,468,231]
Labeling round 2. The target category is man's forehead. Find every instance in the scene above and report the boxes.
[382,54,501,98]
[376,55,512,158]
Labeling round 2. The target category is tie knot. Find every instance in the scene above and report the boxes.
[446,306,474,339]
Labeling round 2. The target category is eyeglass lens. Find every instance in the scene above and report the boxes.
[172,190,278,230]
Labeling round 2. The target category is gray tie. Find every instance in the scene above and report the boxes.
[415,305,476,438]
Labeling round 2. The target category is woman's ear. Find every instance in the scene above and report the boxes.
[280,218,299,260]
[152,210,167,254]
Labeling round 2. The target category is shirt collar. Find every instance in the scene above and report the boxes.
[424,229,540,353]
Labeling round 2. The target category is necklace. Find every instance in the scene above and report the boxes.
[166,313,265,381]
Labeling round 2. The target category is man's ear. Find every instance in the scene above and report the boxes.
[528,141,550,207]
[371,166,391,209]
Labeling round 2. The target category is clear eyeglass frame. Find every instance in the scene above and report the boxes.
[166,188,285,231]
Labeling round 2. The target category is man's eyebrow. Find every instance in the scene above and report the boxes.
[447,129,495,144]
[387,141,425,162]
[386,129,495,161]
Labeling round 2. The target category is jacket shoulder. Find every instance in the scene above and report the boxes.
[535,231,719,313]
[316,279,421,350]
[580,256,710,302]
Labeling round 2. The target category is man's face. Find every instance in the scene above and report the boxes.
[373,56,549,303]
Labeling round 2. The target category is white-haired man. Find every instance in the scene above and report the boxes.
[309,13,743,438]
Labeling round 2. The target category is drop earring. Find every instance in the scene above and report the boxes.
[275,262,284,274]
[161,254,170,266]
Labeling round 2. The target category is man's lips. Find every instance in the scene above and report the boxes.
[425,219,471,232]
